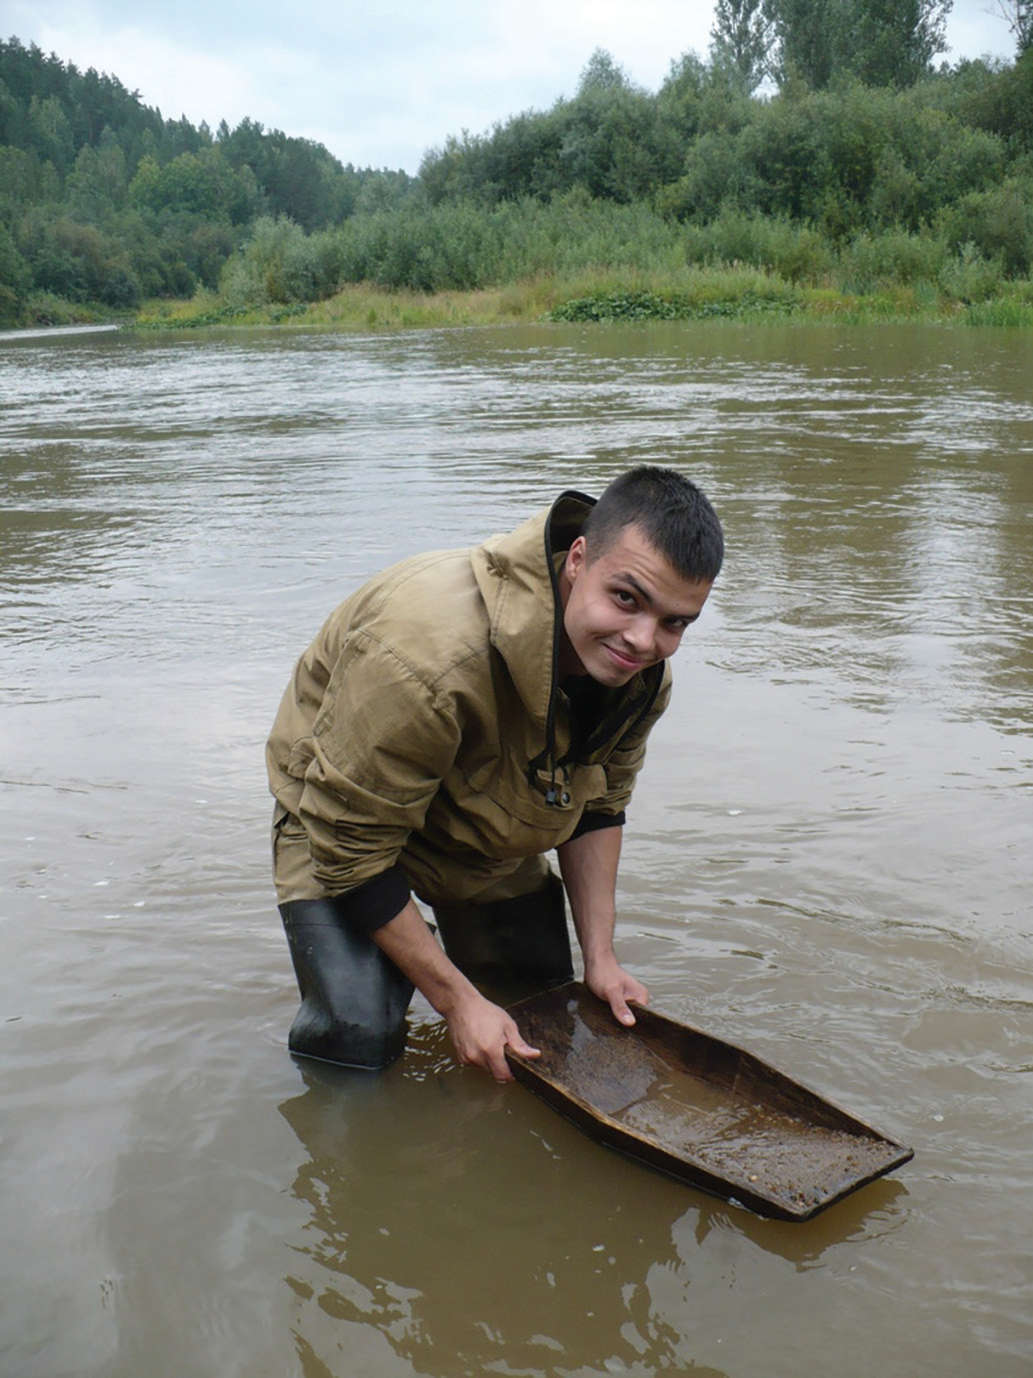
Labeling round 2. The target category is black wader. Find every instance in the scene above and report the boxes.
[280,872,573,1070]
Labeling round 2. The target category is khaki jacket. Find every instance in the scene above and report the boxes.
[266,491,671,908]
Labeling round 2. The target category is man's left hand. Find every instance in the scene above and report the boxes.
[584,954,649,1027]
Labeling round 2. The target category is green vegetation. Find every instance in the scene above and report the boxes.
[0,36,413,325]
[3,11,1033,331]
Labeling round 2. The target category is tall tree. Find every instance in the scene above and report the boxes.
[554,49,673,201]
[576,48,632,92]
[764,0,846,89]
[709,0,774,92]
[764,0,951,89]
[851,0,951,86]
[992,2,1033,54]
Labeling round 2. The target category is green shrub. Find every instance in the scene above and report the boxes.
[328,194,689,292]
[838,229,947,291]
[680,211,835,283]
[547,274,800,321]
[549,289,688,321]
[220,216,342,305]
[27,218,140,306]
[939,242,1005,302]
[963,297,1033,326]
[0,281,20,325]
[940,178,1033,276]
[0,222,30,321]
[658,131,759,220]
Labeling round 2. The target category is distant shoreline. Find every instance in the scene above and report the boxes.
[12,273,1033,336]
[134,273,1033,331]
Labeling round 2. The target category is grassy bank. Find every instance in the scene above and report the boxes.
[14,195,1033,334]
[130,265,1033,332]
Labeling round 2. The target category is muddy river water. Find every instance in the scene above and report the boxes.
[2,321,1031,1377]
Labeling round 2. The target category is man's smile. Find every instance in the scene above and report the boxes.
[603,642,649,671]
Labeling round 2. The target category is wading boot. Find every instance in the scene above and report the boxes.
[431,871,573,999]
[280,898,414,1070]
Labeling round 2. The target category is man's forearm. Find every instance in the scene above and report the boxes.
[557,823,648,1024]
[369,897,540,1079]
[369,897,477,1016]
[557,823,622,962]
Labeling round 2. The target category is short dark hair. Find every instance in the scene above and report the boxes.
[583,466,724,582]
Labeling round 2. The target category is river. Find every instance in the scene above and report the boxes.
[2,322,1031,1378]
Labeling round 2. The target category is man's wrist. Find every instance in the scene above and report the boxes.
[428,969,481,1019]
[582,942,620,974]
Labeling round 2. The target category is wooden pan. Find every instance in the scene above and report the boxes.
[505,982,913,1221]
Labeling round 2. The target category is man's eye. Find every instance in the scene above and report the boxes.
[614,589,636,606]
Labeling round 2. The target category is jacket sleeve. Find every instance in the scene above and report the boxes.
[295,631,461,916]
[583,666,672,819]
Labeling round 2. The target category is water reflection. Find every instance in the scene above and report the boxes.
[277,1042,716,1377]
[278,1021,913,1376]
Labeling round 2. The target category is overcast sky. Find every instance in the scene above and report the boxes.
[8,0,1018,173]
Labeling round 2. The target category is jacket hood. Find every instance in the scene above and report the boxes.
[470,490,592,728]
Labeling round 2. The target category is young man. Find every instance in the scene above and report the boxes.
[266,466,723,1081]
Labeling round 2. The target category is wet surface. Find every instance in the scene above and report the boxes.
[2,322,1033,1377]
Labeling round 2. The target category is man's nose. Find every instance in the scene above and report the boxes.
[624,615,657,652]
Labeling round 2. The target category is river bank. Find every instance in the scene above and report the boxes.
[18,263,1033,335]
[136,267,1033,329]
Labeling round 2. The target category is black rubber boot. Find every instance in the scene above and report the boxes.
[280,898,414,1070]
[432,872,574,990]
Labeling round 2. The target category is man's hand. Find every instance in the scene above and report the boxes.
[584,952,649,1028]
[444,990,541,1082]
[371,899,540,1082]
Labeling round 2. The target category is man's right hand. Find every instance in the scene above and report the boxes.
[444,990,541,1082]
[371,899,540,1081]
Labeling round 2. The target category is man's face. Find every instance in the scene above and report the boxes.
[558,523,713,687]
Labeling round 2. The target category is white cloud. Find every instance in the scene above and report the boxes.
[29,22,258,125]
[7,0,1021,173]
[946,6,1015,61]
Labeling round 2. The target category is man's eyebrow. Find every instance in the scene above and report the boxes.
[615,572,701,621]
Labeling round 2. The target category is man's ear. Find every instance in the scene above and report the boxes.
[566,535,587,582]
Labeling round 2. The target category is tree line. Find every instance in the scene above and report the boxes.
[1,7,1032,326]
[0,36,413,322]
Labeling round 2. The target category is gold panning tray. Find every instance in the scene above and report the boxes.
[505,982,913,1221]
